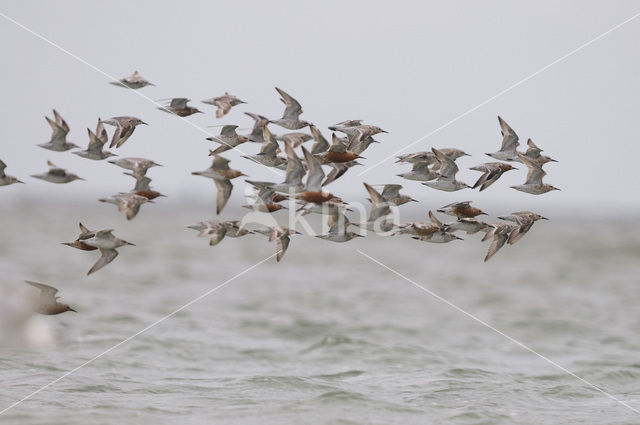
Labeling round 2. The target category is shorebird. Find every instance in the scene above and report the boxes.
[296,146,334,203]
[186,220,249,246]
[124,172,165,200]
[104,116,147,148]
[329,122,387,139]
[99,192,151,220]
[243,112,270,143]
[375,184,417,206]
[437,201,487,219]
[82,229,135,275]
[25,281,76,315]
[241,127,287,169]
[202,93,246,118]
[422,148,470,192]
[207,125,249,155]
[276,132,313,148]
[523,139,558,165]
[498,211,548,245]
[246,140,306,194]
[396,211,461,243]
[470,162,517,191]
[482,222,517,262]
[322,160,361,186]
[314,133,362,164]
[62,223,97,251]
[31,161,84,184]
[397,148,469,165]
[486,116,520,162]
[0,159,24,186]
[244,182,287,213]
[259,226,301,262]
[315,215,363,243]
[108,157,161,178]
[110,71,154,89]
[510,154,560,195]
[158,98,203,117]
[446,218,490,235]
[297,197,350,223]
[270,87,311,130]
[397,161,439,181]
[39,110,78,152]
[192,156,246,214]
[309,125,330,154]
[73,119,116,160]
[352,183,395,233]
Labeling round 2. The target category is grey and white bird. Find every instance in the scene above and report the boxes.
[270,87,311,130]
[207,125,249,155]
[108,157,161,179]
[82,229,135,275]
[376,184,417,206]
[104,116,147,148]
[470,162,517,191]
[482,222,517,262]
[73,119,116,160]
[446,218,490,235]
[262,226,301,262]
[192,156,247,214]
[309,125,330,154]
[246,141,306,194]
[203,92,246,118]
[99,192,151,221]
[110,71,154,89]
[276,132,313,148]
[351,183,395,233]
[241,126,287,169]
[124,172,165,200]
[397,161,439,181]
[186,220,248,246]
[523,139,558,165]
[243,112,271,143]
[510,154,560,195]
[486,116,520,162]
[25,281,76,315]
[498,211,548,245]
[0,159,24,186]
[422,148,470,192]
[397,211,462,243]
[38,110,78,152]
[315,214,363,243]
[31,161,84,184]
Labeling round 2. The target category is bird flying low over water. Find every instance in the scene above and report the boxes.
[523,138,558,165]
[255,226,301,262]
[104,116,147,148]
[243,112,271,143]
[498,211,548,245]
[241,127,287,169]
[270,87,311,130]
[0,159,24,186]
[124,172,165,200]
[39,110,78,152]
[375,184,417,206]
[422,148,470,192]
[315,214,363,243]
[202,92,246,118]
[99,192,152,221]
[482,222,518,262]
[31,161,84,184]
[469,162,517,191]
[186,220,252,246]
[192,156,247,214]
[510,154,560,195]
[207,125,249,155]
[110,71,154,89]
[62,223,97,251]
[73,119,116,160]
[314,133,363,164]
[158,98,203,117]
[82,229,135,275]
[25,281,76,315]
[108,157,161,179]
[437,201,486,219]
[486,116,520,162]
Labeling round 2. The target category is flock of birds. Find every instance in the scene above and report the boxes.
[1,71,559,315]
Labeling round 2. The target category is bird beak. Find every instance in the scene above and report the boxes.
[411,198,418,202]
[436,209,445,213]
[455,236,464,240]
[148,83,156,87]
[17,180,25,184]
[141,121,148,125]
[550,159,559,162]
[554,188,561,191]
[126,242,136,246]
[69,308,77,313]
[77,177,86,181]
[380,130,388,134]
[61,242,73,247]
[541,217,549,220]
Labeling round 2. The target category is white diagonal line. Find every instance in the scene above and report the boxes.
[0,11,282,177]
[0,251,278,416]
[357,249,640,415]
[358,11,640,176]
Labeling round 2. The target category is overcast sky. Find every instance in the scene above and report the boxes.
[1,1,639,216]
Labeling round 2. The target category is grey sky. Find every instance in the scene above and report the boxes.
[1,1,639,215]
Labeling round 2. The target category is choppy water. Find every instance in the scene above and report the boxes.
[1,204,640,424]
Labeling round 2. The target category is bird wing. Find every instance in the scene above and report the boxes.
[432,148,458,179]
[53,110,70,133]
[169,98,189,109]
[518,154,545,185]
[364,182,390,222]
[208,228,228,246]
[86,128,105,152]
[220,125,239,138]
[283,141,304,186]
[327,133,347,153]
[214,179,233,215]
[46,161,67,176]
[210,156,231,171]
[485,232,509,262]
[25,280,58,303]
[0,159,6,178]
[88,248,118,275]
[259,127,279,156]
[276,87,303,120]
[428,210,445,229]
[381,184,402,200]
[498,116,519,151]
[302,146,324,192]
[310,125,330,154]
[276,234,290,262]
[96,119,108,144]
